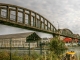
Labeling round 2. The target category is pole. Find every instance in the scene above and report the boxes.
[44,42,47,60]
[57,21,60,40]
[23,44,25,55]
[40,42,42,55]
[10,38,12,60]
[53,21,60,39]
[28,41,31,60]
[45,51,46,60]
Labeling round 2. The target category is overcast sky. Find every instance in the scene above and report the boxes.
[0,0,80,37]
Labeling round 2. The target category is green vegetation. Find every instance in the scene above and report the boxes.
[0,51,58,60]
[0,37,67,60]
[49,36,67,59]
[79,54,80,60]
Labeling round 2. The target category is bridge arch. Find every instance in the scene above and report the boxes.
[59,28,73,37]
[0,3,56,34]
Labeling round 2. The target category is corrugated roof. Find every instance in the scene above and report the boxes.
[0,32,35,39]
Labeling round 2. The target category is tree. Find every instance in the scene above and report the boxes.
[49,36,67,56]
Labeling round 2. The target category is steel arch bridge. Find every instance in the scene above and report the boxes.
[0,3,56,34]
[0,3,77,39]
[58,29,73,38]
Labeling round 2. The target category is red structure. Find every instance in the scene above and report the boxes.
[63,37,78,43]
[63,37,72,43]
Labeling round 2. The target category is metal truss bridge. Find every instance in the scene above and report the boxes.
[0,3,78,39]
[0,3,56,34]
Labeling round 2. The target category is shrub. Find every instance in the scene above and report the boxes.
[49,37,67,58]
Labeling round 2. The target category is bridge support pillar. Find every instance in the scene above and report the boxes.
[34,13,36,27]
[23,9,25,24]
[50,23,51,31]
[7,5,10,20]
[47,21,48,30]
[39,16,41,29]
[29,11,31,26]
[52,34,58,38]
[16,7,18,22]
[0,8,1,17]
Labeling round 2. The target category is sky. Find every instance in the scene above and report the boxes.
[0,0,80,37]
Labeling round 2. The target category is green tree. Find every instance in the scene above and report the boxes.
[49,36,67,56]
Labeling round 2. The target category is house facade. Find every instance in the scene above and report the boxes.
[0,32,41,48]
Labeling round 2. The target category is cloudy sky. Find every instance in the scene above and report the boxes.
[0,0,80,37]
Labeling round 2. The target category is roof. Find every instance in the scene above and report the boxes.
[63,37,72,42]
[0,32,37,39]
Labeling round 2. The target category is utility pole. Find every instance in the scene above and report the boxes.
[10,38,12,60]
[57,21,61,40]
[29,40,30,56]
[55,21,60,40]
[40,42,42,55]
[53,21,60,39]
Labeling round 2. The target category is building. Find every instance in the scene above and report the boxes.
[56,29,79,46]
[41,38,51,43]
[0,32,41,48]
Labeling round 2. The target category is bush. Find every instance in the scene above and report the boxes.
[0,51,9,60]
[49,37,67,58]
